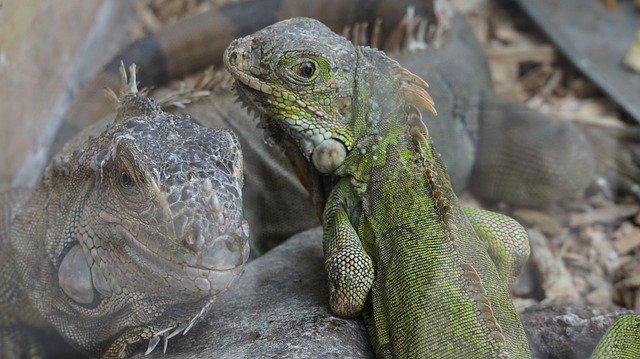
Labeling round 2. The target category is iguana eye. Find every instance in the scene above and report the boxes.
[299,62,316,78]
[293,60,318,80]
[120,171,133,188]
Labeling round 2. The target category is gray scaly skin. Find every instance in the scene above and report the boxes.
[225,17,532,358]
[0,64,249,358]
[224,18,640,358]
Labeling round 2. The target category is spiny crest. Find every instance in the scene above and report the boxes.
[107,62,162,121]
[408,107,452,235]
[357,44,436,117]
[343,18,436,117]
[395,61,437,116]
[105,62,138,105]
[424,165,455,231]
[118,61,139,98]
[460,263,508,354]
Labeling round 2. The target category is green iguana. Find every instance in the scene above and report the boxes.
[0,64,249,358]
[223,17,640,358]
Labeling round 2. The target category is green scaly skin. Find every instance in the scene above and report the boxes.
[224,17,531,358]
[590,314,640,358]
[224,18,640,358]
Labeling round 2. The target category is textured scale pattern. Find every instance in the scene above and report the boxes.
[590,314,640,358]
[462,207,530,288]
[324,207,374,318]
[356,138,528,358]
[472,97,597,207]
[224,18,531,358]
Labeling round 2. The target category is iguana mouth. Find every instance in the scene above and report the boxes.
[94,210,248,295]
[224,45,304,122]
[229,74,348,174]
[120,227,246,294]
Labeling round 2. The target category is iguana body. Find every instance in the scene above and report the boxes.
[224,17,640,358]
[224,17,531,357]
[0,65,249,358]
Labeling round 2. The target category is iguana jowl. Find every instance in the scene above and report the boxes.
[224,18,532,357]
[0,65,249,358]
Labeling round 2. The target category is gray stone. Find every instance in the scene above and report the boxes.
[521,305,637,359]
[142,228,639,359]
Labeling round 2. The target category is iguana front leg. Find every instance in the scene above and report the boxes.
[322,183,374,319]
[462,206,530,288]
[322,184,397,355]
[463,205,640,358]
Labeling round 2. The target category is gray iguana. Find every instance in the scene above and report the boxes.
[0,64,249,358]
[223,17,640,358]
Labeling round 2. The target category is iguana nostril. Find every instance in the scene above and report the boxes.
[183,228,205,252]
[229,51,238,65]
[201,234,247,270]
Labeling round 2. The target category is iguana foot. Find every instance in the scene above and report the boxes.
[324,207,374,318]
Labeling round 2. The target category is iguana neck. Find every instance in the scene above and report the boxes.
[338,47,427,180]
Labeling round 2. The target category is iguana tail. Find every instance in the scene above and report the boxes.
[474,95,640,205]
[472,95,597,206]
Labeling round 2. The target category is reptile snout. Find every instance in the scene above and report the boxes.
[200,233,248,271]
[176,209,249,271]
[224,37,251,71]
[224,36,266,77]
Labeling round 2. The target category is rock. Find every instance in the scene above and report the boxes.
[139,227,638,358]
[521,305,637,359]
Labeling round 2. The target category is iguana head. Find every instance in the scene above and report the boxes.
[224,17,435,175]
[35,65,248,352]
[224,18,358,174]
